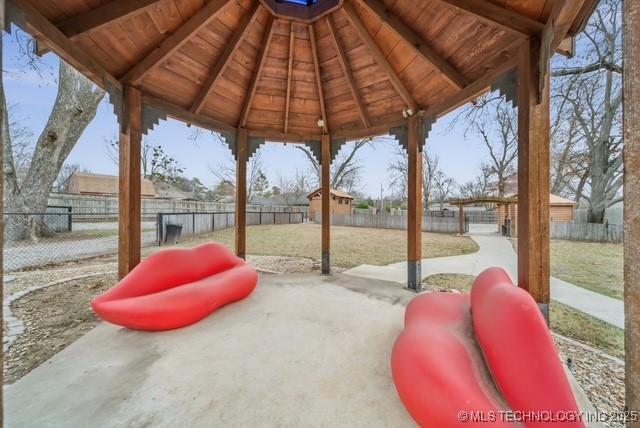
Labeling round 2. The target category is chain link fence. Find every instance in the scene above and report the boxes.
[3,210,306,272]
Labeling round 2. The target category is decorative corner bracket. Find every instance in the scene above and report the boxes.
[141,104,167,136]
[330,138,347,163]
[304,140,323,165]
[248,136,265,161]
[491,70,518,109]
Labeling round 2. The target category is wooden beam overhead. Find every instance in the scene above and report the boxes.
[326,14,370,128]
[309,23,328,133]
[284,21,296,134]
[121,0,233,85]
[356,0,468,90]
[437,0,545,37]
[342,2,417,112]
[8,0,121,90]
[239,14,275,128]
[58,0,162,38]
[191,2,260,114]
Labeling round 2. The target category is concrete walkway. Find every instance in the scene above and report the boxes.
[344,225,625,329]
[5,274,415,427]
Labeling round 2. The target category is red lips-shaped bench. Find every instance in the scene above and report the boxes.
[392,267,584,428]
[92,243,258,331]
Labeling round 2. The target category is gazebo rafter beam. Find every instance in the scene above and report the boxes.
[191,1,261,114]
[326,13,370,128]
[121,0,233,85]
[239,14,275,128]
[57,0,163,38]
[355,0,468,90]
[284,21,296,134]
[7,0,121,90]
[342,1,417,112]
[436,0,544,37]
[309,23,328,134]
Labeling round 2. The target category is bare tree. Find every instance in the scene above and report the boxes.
[550,0,623,222]
[432,170,456,209]
[453,96,518,197]
[106,137,184,183]
[387,145,439,208]
[3,60,105,241]
[296,138,375,193]
[209,144,266,203]
[458,164,492,199]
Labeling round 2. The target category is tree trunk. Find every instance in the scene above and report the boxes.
[2,61,104,241]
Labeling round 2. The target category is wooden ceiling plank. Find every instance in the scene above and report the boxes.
[191,2,261,114]
[437,0,545,37]
[58,0,163,38]
[326,14,371,128]
[121,0,233,85]
[239,15,275,128]
[342,1,417,112]
[309,23,328,133]
[284,22,296,134]
[8,0,120,90]
[356,0,468,89]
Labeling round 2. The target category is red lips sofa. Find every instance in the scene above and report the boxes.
[392,267,584,428]
[92,243,258,331]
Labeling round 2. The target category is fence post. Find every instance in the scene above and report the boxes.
[157,213,163,246]
[212,212,215,232]
[289,212,291,224]
[67,206,72,232]
[259,211,262,225]
[274,212,276,224]
[192,212,196,235]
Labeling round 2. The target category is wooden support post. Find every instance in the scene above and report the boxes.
[118,86,142,279]
[517,38,551,320]
[407,116,423,291]
[458,204,465,234]
[236,128,247,259]
[623,0,640,420]
[321,134,331,274]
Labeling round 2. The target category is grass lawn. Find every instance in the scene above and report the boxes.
[424,274,624,358]
[189,223,478,269]
[550,240,623,300]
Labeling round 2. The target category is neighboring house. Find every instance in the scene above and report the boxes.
[153,180,197,201]
[499,194,576,236]
[68,172,155,197]
[307,188,354,221]
[251,193,309,208]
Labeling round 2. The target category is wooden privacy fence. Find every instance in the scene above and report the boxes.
[156,211,305,245]
[551,221,624,243]
[315,213,465,234]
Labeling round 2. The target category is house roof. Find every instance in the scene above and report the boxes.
[152,180,197,200]
[307,188,354,200]
[501,193,577,206]
[68,172,155,197]
[549,194,577,206]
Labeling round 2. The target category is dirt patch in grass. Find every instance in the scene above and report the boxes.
[187,223,478,269]
[4,274,117,384]
[511,238,623,300]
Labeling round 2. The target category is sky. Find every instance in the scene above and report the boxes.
[2,29,492,198]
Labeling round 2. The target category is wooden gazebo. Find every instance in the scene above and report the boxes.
[2,0,638,415]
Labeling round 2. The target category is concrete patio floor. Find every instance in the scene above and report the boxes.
[4,273,416,428]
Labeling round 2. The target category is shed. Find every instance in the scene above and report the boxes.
[498,194,577,236]
[68,172,155,198]
[307,188,353,220]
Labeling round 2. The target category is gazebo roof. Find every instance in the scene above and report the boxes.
[9,0,597,143]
